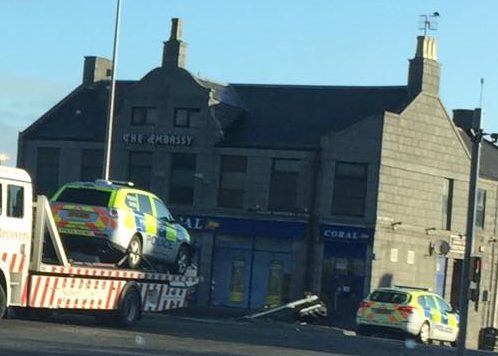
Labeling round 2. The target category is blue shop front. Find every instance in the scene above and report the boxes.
[177,215,306,310]
[319,223,374,327]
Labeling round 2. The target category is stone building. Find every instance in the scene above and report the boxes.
[17,18,498,348]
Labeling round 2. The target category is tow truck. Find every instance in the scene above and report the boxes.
[0,166,200,325]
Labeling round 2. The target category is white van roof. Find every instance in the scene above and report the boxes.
[0,166,32,183]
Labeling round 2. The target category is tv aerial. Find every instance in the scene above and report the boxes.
[419,12,440,36]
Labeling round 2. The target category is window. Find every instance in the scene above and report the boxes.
[218,155,247,209]
[125,193,139,211]
[81,149,103,181]
[169,153,196,205]
[434,296,451,313]
[442,178,454,230]
[54,188,111,207]
[269,159,299,211]
[128,151,152,190]
[266,260,284,305]
[131,106,157,126]
[174,108,199,128]
[7,185,24,218]
[331,162,367,217]
[36,147,60,196]
[137,194,152,215]
[423,295,438,309]
[369,290,409,304]
[153,198,173,221]
[229,259,246,303]
[476,188,486,229]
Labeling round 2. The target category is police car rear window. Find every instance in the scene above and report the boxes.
[55,188,111,207]
[369,291,410,304]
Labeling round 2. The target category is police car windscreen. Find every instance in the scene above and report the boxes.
[55,188,111,207]
[369,291,410,304]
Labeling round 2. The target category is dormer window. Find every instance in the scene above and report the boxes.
[174,108,199,128]
[131,107,157,126]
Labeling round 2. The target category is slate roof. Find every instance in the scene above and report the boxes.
[219,84,410,150]
[21,80,135,142]
[459,129,498,181]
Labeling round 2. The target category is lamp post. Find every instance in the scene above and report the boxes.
[102,0,122,180]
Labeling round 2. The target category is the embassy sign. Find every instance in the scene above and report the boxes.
[123,133,193,146]
[319,224,373,242]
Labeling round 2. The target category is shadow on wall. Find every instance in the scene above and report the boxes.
[378,273,393,288]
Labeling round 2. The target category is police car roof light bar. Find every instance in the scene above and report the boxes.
[394,285,431,292]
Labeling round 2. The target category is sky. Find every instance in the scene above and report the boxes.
[1,0,497,167]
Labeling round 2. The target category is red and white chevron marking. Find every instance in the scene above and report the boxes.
[39,263,200,286]
[139,283,187,312]
[0,253,27,273]
[29,275,126,310]
[28,275,188,312]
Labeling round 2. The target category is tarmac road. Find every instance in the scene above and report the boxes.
[0,312,493,355]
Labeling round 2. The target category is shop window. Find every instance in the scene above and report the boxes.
[169,153,196,205]
[36,147,60,196]
[81,149,103,181]
[7,185,24,218]
[229,259,246,303]
[174,108,199,128]
[331,162,367,217]
[128,151,152,190]
[131,106,157,126]
[218,155,247,209]
[266,260,283,305]
[269,159,299,211]
[442,178,454,230]
[476,188,486,229]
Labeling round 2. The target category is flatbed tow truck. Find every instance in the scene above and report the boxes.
[0,166,200,325]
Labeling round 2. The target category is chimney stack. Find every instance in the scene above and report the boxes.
[407,36,441,98]
[162,18,187,69]
[82,56,112,84]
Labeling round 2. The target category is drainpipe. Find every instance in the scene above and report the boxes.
[304,148,322,293]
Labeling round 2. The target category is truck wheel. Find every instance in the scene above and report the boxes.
[172,245,190,275]
[116,284,141,327]
[126,235,142,269]
[0,284,6,319]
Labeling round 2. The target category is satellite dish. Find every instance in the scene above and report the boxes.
[432,240,450,256]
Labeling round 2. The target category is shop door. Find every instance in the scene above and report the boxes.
[321,242,367,328]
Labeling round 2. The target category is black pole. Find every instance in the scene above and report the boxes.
[457,108,482,354]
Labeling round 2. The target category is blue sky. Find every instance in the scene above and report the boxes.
[1,0,497,167]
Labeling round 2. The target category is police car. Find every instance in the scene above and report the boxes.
[50,180,193,273]
[356,286,459,345]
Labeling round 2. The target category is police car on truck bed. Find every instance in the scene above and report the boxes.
[50,180,194,273]
[356,286,459,345]
[0,166,199,326]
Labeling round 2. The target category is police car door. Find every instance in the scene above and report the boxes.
[152,197,177,261]
[434,295,459,341]
[136,194,158,256]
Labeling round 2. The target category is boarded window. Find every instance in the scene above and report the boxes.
[36,147,60,196]
[331,162,367,217]
[128,151,152,190]
[169,153,196,205]
[218,155,247,209]
[81,149,104,181]
[269,159,299,211]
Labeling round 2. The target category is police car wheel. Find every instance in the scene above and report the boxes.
[0,284,6,319]
[127,235,142,269]
[117,285,141,327]
[418,322,431,344]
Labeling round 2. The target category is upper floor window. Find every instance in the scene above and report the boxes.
[174,108,199,128]
[128,151,152,190]
[476,188,486,229]
[269,159,299,211]
[131,106,157,126]
[7,185,24,218]
[169,153,196,205]
[442,178,454,230]
[36,147,60,196]
[218,155,247,209]
[81,149,104,181]
[331,162,367,217]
